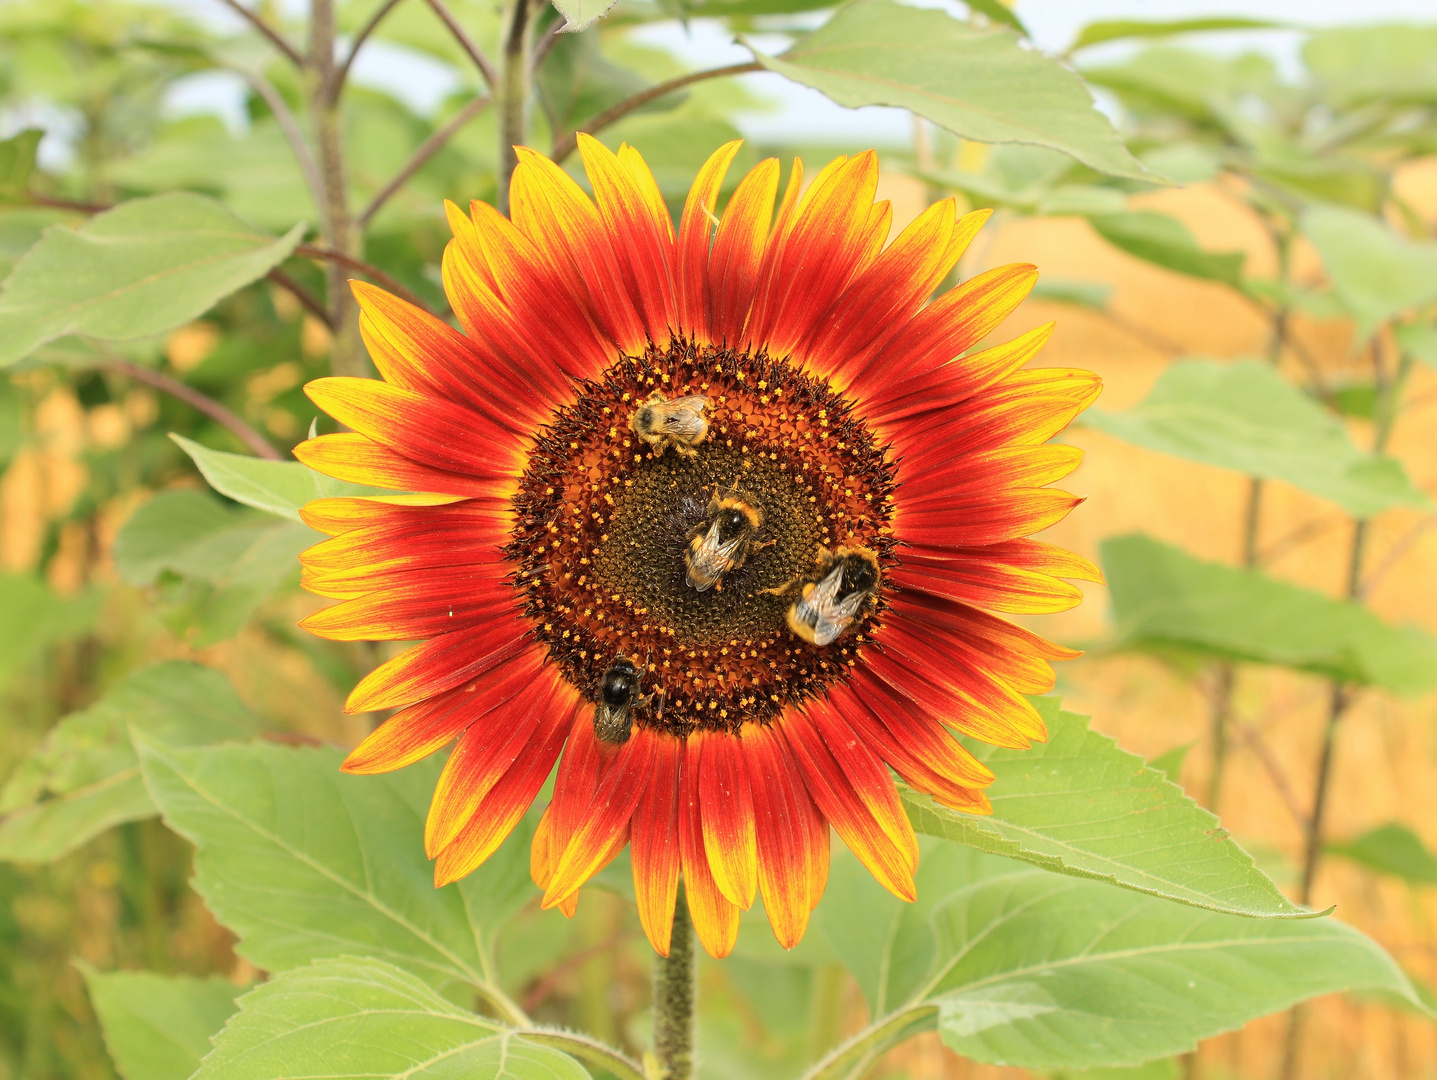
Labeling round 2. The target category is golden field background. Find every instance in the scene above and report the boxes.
[1,161,1435,1079]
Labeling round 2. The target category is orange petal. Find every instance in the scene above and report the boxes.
[346,624,533,714]
[708,157,779,345]
[295,433,507,499]
[697,729,758,910]
[746,723,819,949]
[679,735,739,958]
[631,733,683,955]
[532,711,605,891]
[298,563,514,641]
[677,140,743,343]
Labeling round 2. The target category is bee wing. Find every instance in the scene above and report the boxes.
[686,522,747,591]
[808,612,852,648]
[658,396,710,440]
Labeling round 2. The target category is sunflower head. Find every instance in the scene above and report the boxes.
[295,136,1102,958]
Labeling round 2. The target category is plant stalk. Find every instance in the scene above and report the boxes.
[308,0,367,378]
[496,0,537,214]
[653,890,696,1080]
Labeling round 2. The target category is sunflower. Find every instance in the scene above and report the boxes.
[294,137,1101,959]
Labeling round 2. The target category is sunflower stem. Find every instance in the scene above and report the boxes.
[653,889,696,1080]
[496,0,537,214]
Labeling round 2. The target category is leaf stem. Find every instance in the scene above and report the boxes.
[797,1005,936,1080]
[359,95,491,226]
[550,61,762,165]
[331,0,411,100]
[214,0,306,66]
[517,1029,648,1080]
[424,0,499,89]
[109,360,283,460]
[239,68,328,216]
[653,889,696,1080]
[293,243,433,314]
[267,267,335,329]
[496,0,539,213]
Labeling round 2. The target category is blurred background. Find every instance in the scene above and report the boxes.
[1,0,1435,1077]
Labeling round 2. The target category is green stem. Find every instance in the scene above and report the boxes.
[653,889,696,1080]
[518,1029,648,1080]
[798,1005,936,1080]
[496,0,537,214]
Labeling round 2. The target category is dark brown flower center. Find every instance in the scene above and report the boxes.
[508,340,896,736]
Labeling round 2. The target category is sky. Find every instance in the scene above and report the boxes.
[162,0,1437,146]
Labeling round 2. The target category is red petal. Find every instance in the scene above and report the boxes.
[677,141,743,343]
[698,729,758,909]
[679,735,739,958]
[632,733,683,955]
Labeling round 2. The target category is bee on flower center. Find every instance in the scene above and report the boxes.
[629,390,711,458]
[684,485,769,592]
[774,546,881,647]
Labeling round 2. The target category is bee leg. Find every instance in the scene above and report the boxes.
[674,442,698,459]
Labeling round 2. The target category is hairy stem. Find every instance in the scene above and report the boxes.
[496,0,537,213]
[308,0,367,378]
[109,360,282,460]
[424,0,499,88]
[216,0,305,65]
[653,890,696,1080]
[550,61,763,165]
[331,0,410,99]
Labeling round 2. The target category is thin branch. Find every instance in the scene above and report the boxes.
[27,192,111,214]
[519,927,634,1012]
[110,360,283,460]
[532,14,567,67]
[293,243,434,314]
[422,0,499,89]
[551,60,763,164]
[1361,513,1437,600]
[1231,722,1307,829]
[331,0,410,99]
[266,267,335,329]
[359,95,491,226]
[213,0,306,67]
[239,69,328,215]
[1258,513,1344,565]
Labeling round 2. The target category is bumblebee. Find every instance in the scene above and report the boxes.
[594,657,642,745]
[629,391,711,458]
[684,488,767,592]
[776,546,881,647]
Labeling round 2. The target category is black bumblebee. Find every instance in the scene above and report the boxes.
[594,657,643,745]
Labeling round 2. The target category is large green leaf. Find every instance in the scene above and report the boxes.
[551,0,618,33]
[194,958,589,1080]
[1088,212,1245,286]
[1304,24,1437,107]
[0,662,256,862]
[0,573,100,691]
[1101,534,1437,695]
[754,0,1148,181]
[81,965,243,1080]
[0,193,304,368]
[171,433,386,521]
[901,699,1307,919]
[1396,321,1437,370]
[113,489,316,644]
[1067,17,1281,53]
[135,738,534,1000]
[1301,204,1437,338]
[0,129,43,202]
[813,846,1425,1073]
[1081,359,1428,518]
[1328,823,1437,887]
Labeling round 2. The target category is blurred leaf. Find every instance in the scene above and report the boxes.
[171,433,386,521]
[1241,277,1346,320]
[1053,1059,1180,1080]
[0,574,101,692]
[1068,17,1281,53]
[0,380,22,467]
[1082,359,1428,517]
[756,0,1149,181]
[1148,743,1192,780]
[921,144,1082,212]
[1083,48,1280,128]
[81,965,243,1080]
[599,108,753,201]
[1328,381,1377,420]
[1301,204,1437,338]
[0,129,43,202]
[0,206,79,280]
[1328,823,1437,886]
[1036,185,1127,216]
[1030,278,1112,310]
[1138,143,1221,184]
[552,0,619,33]
[136,738,536,993]
[901,698,1308,919]
[688,0,836,15]
[193,958,589,1080]
[1304,24,1437,107]
[538,30,658,136]
[1102,533,1437,695]
[815,845,1425,1073]
[963,0,1026,35]
[1088,212,1244,286]
[1396,321,1437,369]
[0,193,304,367]
[0,662,256,862]
[1252,155,1386,213]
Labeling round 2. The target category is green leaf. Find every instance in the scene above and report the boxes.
[1251,155,1387,214]
[815,847,1425,1073]
[0,662,256,862]
[1053,1059,1180,1080]
[1147,743,1192,781]
[1068,17,1281,53]
[135,738,535,998]
[538,29,658,135]
[171,433,385,521]
[0,574,101,692]
[0,129,43,202]
[1301,204,1437,338]
[1102,533,1437,695]
[551,0,619,33]
[754,0,1149,181]
[1088,212,1244,286]
[901,699,1308,919]
[0,193,304,368]
[1304,24,1437,107]
[963,0,1026,36]
[0,207,79,280]
[1396,321,1437,370]
[1328,823,1437,887]
[81,965,243,1080]
[0,380,22,467]
[1030,278,1112,310]
[1081,359,1429,518]
[194,958,589,1080]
